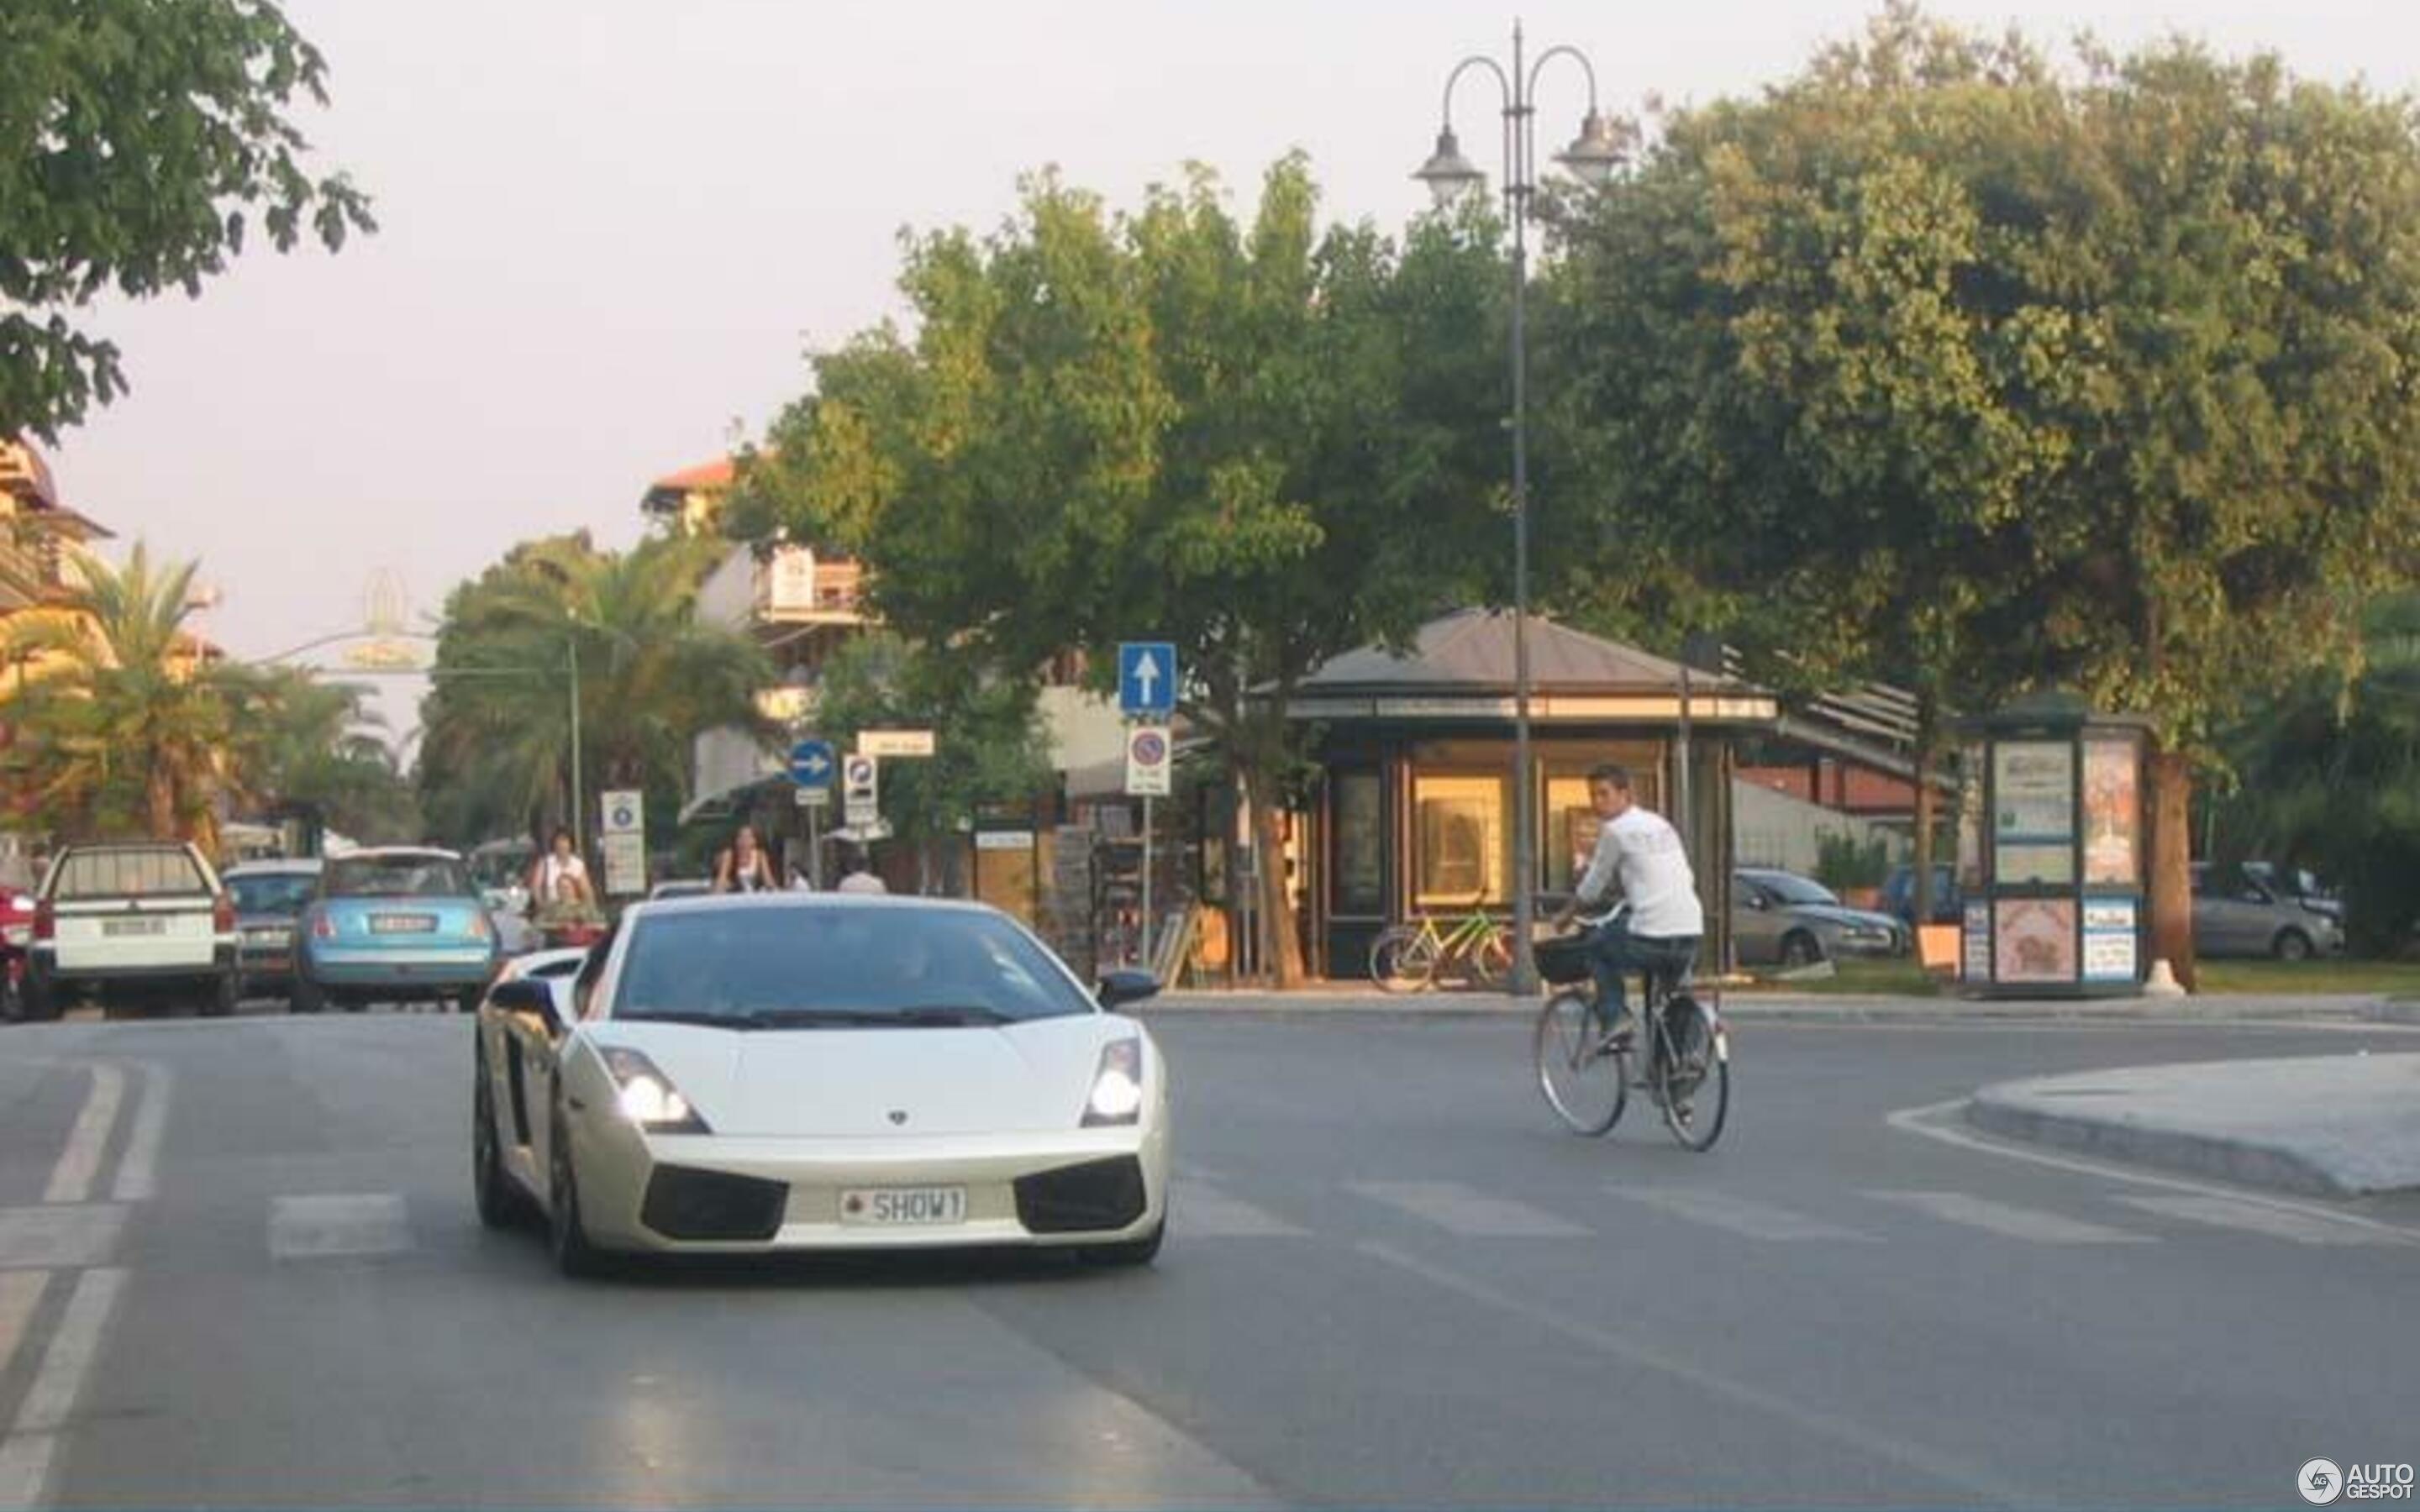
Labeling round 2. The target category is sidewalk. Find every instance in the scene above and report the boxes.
[1150,985,2415,1024]
[1968,1053,2420,1197]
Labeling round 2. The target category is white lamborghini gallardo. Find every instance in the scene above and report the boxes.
[471,894,1171,1276]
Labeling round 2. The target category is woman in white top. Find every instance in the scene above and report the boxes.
[713,827,776,894]
[528,827,593,907]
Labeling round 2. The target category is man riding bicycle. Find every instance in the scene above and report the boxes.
[1549,764,1703,1033]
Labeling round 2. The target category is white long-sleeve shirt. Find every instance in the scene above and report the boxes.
[1575,806,1705,938]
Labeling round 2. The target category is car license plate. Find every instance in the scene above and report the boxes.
[839,1186,966,1226]
[103,916,166,937]
[370,914,437,934]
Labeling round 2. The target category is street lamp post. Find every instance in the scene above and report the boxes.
[1418,24,1623,996]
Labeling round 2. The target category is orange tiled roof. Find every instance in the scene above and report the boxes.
[651,457,735,493]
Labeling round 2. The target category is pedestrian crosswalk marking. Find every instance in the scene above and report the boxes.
[268,1194,411,1260]
[1349,1181,1591,1237]
[0,1206,127,1272]
[1173,1179,1306,1238]
[1607,1186,1879,1242]
[1865,1189,2154,1245]
[2113,1194,2391,1246]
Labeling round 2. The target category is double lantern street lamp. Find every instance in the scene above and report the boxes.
[1415,25,1621,995]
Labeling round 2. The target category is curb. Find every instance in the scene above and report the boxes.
[1147,992,2408,1026]
[1964,1090,2354,1198]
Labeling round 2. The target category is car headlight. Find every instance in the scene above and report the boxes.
[1081,1038,1145,1127]
[601,1047,710,1133]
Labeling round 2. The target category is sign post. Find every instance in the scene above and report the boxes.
[1119,643,1180,974]
[789,740,835,888]
[599,788,646,898]
[843,753,880,830]
[1126,722,1173,971]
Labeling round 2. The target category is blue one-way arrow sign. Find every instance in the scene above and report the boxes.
[1118,642,1177,717]
[788,738,836,788]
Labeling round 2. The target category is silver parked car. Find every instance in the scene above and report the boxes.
[2191,863,2345,960]
[1733,868,1910,969]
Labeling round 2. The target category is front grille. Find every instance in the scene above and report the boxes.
[1013,1156,1147,1235]
[639,1166,786,1242]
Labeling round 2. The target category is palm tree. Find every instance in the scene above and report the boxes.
[418,534,774,843]
[0,543,234,843]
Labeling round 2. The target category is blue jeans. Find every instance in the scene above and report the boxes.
[1586,917,1699,1024]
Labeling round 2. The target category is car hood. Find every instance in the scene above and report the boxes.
[587,1013,1134,1138]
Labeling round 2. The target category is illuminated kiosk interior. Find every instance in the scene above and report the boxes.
[1955,694,2152,999]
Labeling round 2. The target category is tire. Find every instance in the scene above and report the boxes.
[473,1045,527,1230]
[1656,996,1730,1152]
[2272,929,2314,962]
[19,970,57,1024]
[1465,927,1513,990]
[202,971,237,1019]
[2,970,20,1025]
[1779,932,1822,970]
[290,972,325,1015]
[455,987,483,1016]
[1534,989,1628,1136]
[1081,1216,1165,1268]
[547,1105,608,1278]
[1368,927,1438,994]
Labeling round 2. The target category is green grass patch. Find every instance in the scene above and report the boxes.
[2191,958,2420,997]
[1726,958,1943,996]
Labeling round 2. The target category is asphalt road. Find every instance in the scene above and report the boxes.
[3,1007,2417,1509]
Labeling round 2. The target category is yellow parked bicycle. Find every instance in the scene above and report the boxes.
[1367,899,1513,993]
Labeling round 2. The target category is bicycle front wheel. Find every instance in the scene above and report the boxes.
[1369,927,1439,994]
[1534,990,1627,1135]
[1657,996,1730,1152]
[1464,926,1513,990]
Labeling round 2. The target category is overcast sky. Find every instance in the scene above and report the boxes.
[43,0,2419,743]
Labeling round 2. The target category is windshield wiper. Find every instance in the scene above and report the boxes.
[893,1005,1016,1027]
[617,1010,764,1030]
[746,1009,900,1028]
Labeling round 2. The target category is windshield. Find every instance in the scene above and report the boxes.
[610,906,1095,1028]
[1754,873,1842,907]
[229,874,319,916]
[325,856,473,899]
[52,849,210,900]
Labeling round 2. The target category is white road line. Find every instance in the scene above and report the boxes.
[1865,1189,2154,1245]
[0,1273,46,1377]
[1355,1240,2038,1506]
[1886,1097,2420,1245]
[1606,1185,1880,1242]
[0,1207,127,1271]
[0,1268,128,1511]
[108,1065,169,1204]
[2112,1194,2392,1246]
[268,1194,412,1260]
[1171,1179,1306,1238]
[1349,1180,1591,1237]
[41,1066,124,1206]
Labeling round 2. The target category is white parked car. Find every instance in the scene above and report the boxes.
[471,893,1171,1277]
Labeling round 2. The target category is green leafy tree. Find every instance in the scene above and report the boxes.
[808,632,1055,892]
[417,533,774,855]
[3,0,375,441]
[1549,7,2420,984]
[739,157,1507,982]
[225,669,418,843]
[0,543,234,843]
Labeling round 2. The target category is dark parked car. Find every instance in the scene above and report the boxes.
[224,859,323,1005]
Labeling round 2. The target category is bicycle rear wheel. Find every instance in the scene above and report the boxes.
[1534,990,1628,1135]
[1655,996,1729,1152]
[1369,927,1438,994]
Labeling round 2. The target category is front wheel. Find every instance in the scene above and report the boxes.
[1779,932,1822,970]
[1534,990,1628,1136]
[290,972,324,1015]
[1656,996,1730,1152]
[1369,927,1438,994]
[2272,929,2313,962]
[1463,927,1513,990]
[472,1051,525,1230]
[548,1108,608,1278]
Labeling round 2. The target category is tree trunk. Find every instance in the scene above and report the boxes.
[2148,749,2197,992]
[1239,759,1305,988]
[146,764,176,841]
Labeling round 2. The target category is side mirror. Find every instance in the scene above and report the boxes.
[1097,969,1161,1010]
[1744,894,1769,911]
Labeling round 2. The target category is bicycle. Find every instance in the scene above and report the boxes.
[1530,906,1730,1151]
[1368,898,1513,993]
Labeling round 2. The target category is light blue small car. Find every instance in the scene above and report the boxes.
[295,848,499,1014]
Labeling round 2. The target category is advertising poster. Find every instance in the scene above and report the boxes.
[1994,897,2078,984]
[2082,739,2140,885]
[1994,741,2075,841]
[1996,842,2075,886]
[1962,900,1992,982]
[2081,898,2140,983]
